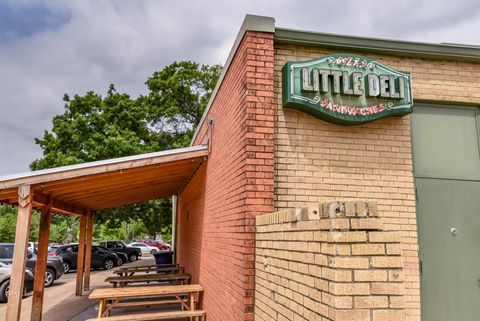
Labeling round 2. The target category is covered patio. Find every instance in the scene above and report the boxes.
[0,145,208,321]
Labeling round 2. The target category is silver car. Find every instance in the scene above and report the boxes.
[0,262,35,303]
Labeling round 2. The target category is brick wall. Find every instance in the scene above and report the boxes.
[255,201,405,321]
[177,30,275,321]
[273,45,480,321]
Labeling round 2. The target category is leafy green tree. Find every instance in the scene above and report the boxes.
[28,61,221,238]
[0,206,40,242]
[0,207,17,242]
[145,61,222,144]
[31,86,160,170]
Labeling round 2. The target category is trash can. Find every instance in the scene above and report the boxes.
[153,251,174,270]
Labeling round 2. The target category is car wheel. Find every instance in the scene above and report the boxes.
[103,259,114,270]
[129,254,138,262]
[0,280,9,303]
[45,268,56,287]
[150,249,157,255]
[63,261,71,273]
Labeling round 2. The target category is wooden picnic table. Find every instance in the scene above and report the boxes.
[117,263,178,271]
[89,283,203,318]
[105,273,191,288]
[113,266,184,277]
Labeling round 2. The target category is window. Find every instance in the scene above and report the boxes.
[0,245,15,259]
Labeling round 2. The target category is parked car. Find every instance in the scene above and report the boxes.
[50,244,120,273]
[127,242,158,256]
[98,241,142,262]
[48,243,60,253]
[0,262,34,303]
[0,243,64,287]
[96,245,126,266]
[112,251,128,265]
[143,240,171,251]
[27,242,37,254]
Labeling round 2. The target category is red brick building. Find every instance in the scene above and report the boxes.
[2,13,478,321]
[176,15,480,321]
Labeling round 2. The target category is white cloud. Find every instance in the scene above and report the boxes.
[0,0,478,175]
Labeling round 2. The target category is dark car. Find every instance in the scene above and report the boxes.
[99,241,142,262]
[96,245,125,266]
[110,250,128,265]
[0,262,34,303]
[50,244,120,273]
[0,243,64,287]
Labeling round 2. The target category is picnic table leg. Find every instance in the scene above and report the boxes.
[188,293,194,321]
[189,293,195,310]
[98,298,106,318]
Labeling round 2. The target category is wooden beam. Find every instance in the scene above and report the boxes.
[30,196,53,321]
[33,193,84,216]
[75,214,87,296]
[5,185,33,321]
[83,209,93,291]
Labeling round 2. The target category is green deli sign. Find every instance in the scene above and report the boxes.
[282,54,413,125]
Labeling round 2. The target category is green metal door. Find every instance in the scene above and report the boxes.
[416,178,480,321]
[412,104,480,321]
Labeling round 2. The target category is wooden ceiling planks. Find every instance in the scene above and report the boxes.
[35,161,200,196]
[33,158,200,193]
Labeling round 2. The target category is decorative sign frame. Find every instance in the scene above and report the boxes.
[282,54,413,125]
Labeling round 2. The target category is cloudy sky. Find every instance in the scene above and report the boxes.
[0,0,479,176]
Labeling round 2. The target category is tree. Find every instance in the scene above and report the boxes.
[31,86,159,170]
[145,61,222,144]
[0,206,40,242]
[27,61,221,237]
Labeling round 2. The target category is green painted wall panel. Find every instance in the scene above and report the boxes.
[412,104,480,180]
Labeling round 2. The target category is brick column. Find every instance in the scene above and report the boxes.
[255,201,405,321]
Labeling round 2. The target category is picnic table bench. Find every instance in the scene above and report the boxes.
[105,273,191,287]
[113,266,184,277]
[88,284,204,320]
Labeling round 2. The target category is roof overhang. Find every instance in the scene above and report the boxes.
[0,145,208,215]
[274,27,480,63]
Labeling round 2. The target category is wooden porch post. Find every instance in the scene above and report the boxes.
[83,209,93,291]
[75,213,87,296]
[5,185,33,321]
[30,196,53,321]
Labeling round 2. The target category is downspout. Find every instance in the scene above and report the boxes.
[171,195,178,263]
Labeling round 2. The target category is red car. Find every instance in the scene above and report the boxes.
[143,240,170,251]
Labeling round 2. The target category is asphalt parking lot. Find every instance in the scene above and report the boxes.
[0,256,155,321]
